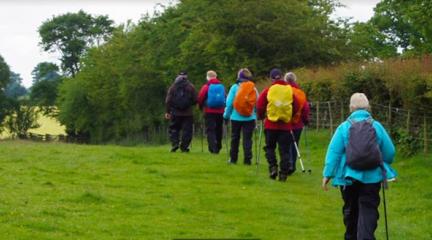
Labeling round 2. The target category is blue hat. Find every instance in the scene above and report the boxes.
[237,68,252,80]
[270,68,282,80]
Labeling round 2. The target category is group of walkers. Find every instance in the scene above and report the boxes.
[165,69,398,240]
[165,68,310,181]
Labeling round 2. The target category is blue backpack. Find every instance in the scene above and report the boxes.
[206,83,225,108]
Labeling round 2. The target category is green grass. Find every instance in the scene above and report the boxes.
[0,131,430,239]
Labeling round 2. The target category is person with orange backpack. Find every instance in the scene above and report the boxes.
[223,68,259,165]
[285,72,310,175]
[257,69,299,181]
[197,70,226,154]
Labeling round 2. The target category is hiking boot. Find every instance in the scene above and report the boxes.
[269,166,278,180]
[227,159,237,165]
[279,174,288,182]
[170,146,179,152]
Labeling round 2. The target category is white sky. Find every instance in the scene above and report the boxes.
[0,0,380,88]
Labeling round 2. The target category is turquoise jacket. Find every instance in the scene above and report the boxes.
[223,81,259,121]
[323,110,397,186]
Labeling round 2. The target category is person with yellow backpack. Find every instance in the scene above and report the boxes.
[285,72,310,175]
[223,68,259,165]
[257,69,299,181]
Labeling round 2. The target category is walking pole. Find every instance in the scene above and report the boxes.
[382,182,389,240]
[290,130,311,174]
[256,121,264,174]
[304,126,311,163]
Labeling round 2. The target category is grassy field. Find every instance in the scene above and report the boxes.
[1,111,66,139]
[0,131,430,239]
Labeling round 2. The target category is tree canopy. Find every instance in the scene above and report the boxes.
[56,0,360,142]
[38,10,114,77]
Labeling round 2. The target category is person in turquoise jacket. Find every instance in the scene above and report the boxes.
[322,93,397,240]
[223,68,259,165]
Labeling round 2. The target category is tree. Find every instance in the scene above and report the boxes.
[371,0,432,55]
[5,72,28,99]
[0,54,13,133]
[31,62,60,83]
[348,22,398,60]
[5,101,40,139]
[38,10,114,77]
[30,62,62,115]
[0,54,10,88]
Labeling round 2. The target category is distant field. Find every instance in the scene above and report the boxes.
[1,112,65,138]
[0,131,430,239]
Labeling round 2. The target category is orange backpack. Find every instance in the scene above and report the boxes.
[233,81,257,116]
[291,87,307,124]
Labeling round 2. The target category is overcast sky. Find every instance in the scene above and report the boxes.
[0,0,380,87]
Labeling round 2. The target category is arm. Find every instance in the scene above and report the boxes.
[189,83,198,105]
[323,124,346,179]
[197,84,209,110]
[375,121,396,164]
[302,101,311,125]
[223,84,237,119]
[256,88,269,120]
[292,92,300,119]
[165,86,173,114]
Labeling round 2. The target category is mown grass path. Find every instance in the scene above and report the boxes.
[0,131,430,239]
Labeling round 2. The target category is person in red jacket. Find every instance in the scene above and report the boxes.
[197,70,226,154]
[285,72,310,175]
[257,68,299,181]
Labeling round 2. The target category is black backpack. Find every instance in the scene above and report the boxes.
[171,81,193,110]
[346,118,383,170]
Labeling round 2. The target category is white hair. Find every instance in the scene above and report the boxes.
[206,70,217,81]
[350,93,370,112]
[284,72,297,82]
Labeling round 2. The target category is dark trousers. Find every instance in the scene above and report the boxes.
[230,120,255,163]
[340,181,381,240]
[264,130,293,175]
[205,113,223,153]
[288,128,302,173]
[169,115,193,151]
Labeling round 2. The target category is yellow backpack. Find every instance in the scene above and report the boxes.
[266,84,293,123]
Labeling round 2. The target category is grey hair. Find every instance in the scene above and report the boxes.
[349,93,370,112]
[284,72,297,82]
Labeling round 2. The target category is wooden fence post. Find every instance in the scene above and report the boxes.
[316,101,320,131]
[328,101,334,135]
[388,103,392,127]
[340,101,344,123]
[406,110,411,132]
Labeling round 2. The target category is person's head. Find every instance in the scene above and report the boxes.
[350,93,370,112]
[179,70,188,77]
[237,68,253,81]
[206,70,217,81]
[270,68,283,81]
[284,72,297,83]
[175,70,188,83]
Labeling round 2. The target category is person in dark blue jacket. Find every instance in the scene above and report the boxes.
[322,93,397,240]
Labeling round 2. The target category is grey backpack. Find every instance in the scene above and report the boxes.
[346,118,383,170]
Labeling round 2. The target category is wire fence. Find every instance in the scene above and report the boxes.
[309,101,432,154]
[8,102,431,154]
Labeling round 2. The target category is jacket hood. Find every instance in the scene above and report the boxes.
[208,78,221,84]
[349,109,371,120]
